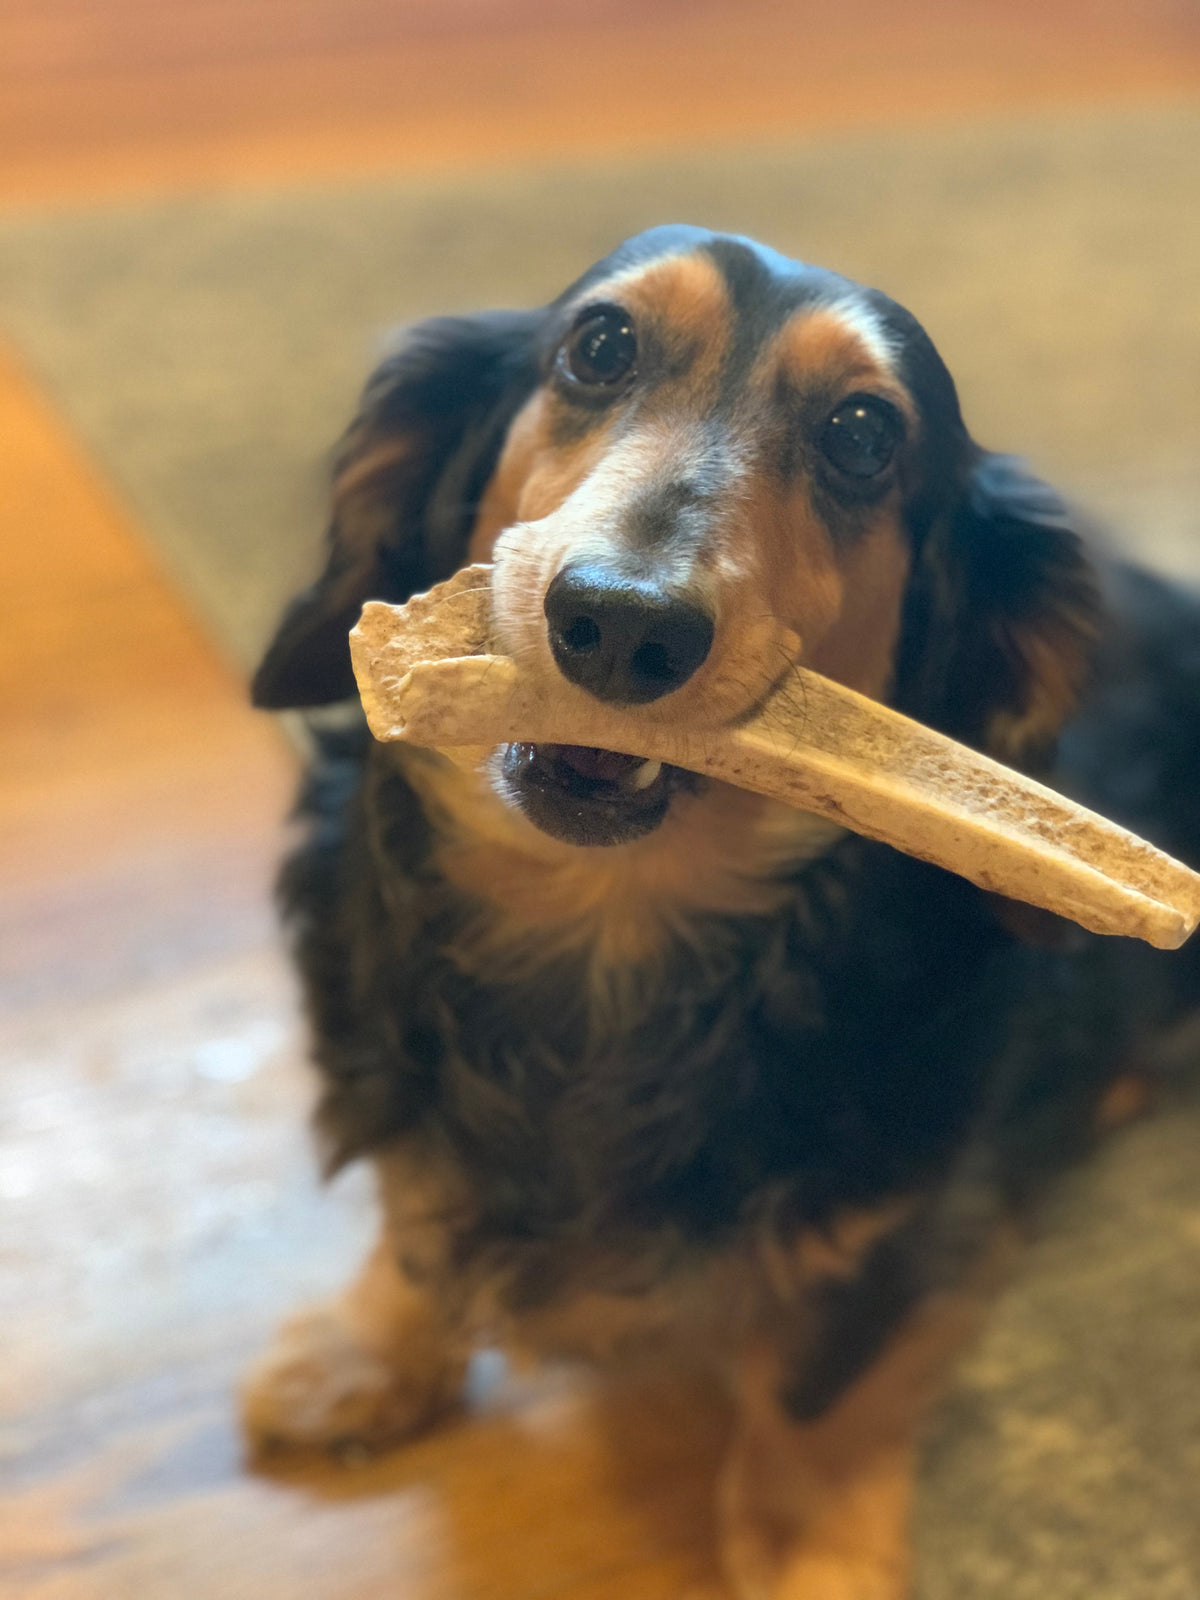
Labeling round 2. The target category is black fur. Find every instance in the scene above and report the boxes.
[255,229,1200,1420]
[253,310,542,708]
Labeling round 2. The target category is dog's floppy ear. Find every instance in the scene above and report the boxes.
[897,449,1102,768]
[252,309,542,709]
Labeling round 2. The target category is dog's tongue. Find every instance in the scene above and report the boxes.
[554,744,641,782]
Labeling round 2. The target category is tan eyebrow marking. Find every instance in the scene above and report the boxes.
[772,305,914,425]
[579,250,733,402]
[471,253,737,559]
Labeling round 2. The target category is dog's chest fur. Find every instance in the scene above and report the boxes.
[284,725,1148,1320]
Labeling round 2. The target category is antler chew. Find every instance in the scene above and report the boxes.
[350,566,1200,952]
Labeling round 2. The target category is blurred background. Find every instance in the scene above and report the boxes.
[2,4,1199,1598]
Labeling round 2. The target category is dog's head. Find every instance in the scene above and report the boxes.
[255,226,1099,860]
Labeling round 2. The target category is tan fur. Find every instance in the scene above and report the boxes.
[331,437,421,555]
[806,521,912,701]
[508,1218,895,1374]
[479,299,916,727]
[469,387,618,556]
[394,742,841,1002]
[334,437,417,509]
[774,306,913,427]
[720,1286,1001,1599]
[406,273,930,1001]
[240,1234,467,1453]
[717,1224,1020,1599]
[1094,1070,1154,1131]
[609,249,734,399]
[478,269,915,732]
[247,242,1115,1597]
[759,1199,918,1306]
[986,612,1098,761]
[765,308,914,703]
[242,1148,479,1453]
[244,1132,922,1457]
[470,253,734,562]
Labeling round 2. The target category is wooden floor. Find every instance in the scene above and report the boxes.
[3,4,1199,1597]
[4,0,1200,202]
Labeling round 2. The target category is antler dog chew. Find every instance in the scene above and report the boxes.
[349,566,1200,951]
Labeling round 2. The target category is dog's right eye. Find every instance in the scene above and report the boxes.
[819,395,901,479]
[559,306,637,388]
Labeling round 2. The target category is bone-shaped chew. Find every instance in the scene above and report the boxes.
[349,565,1200,952]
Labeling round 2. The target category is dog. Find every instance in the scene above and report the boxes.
[242,226,1200,1598]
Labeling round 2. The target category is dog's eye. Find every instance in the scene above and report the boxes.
[819,396,900,478]
[560,306,637,388]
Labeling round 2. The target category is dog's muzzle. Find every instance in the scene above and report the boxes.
[488,561,712,845]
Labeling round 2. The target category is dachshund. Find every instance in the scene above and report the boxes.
[242,226,1200,1599]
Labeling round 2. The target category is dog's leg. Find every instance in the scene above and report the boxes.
[719,1293,983,1600]
[240,1228,467,1455]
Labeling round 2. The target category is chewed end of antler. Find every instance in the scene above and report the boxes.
[350,573,496,741]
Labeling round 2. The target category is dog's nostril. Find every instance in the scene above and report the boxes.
[561,615,602,654]
[630,640,673,685]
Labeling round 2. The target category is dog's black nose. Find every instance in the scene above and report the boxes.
[544,563,714,705]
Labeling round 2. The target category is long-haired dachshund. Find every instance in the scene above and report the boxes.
[242,226,1200,1598]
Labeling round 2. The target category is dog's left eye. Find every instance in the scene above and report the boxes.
[560,306,637,388]
[819,396,901,478]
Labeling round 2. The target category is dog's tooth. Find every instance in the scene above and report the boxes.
[626,758,663,792]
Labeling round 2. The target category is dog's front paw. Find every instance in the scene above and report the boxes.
[719,1453,910,1600]
[723,1537,904,1600]
[771,1553,906,1600]
[240,1303,461,1456]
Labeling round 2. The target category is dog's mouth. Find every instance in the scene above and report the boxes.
[497,741,695,846]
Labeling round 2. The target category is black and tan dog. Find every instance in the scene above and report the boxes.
[243,226,1200,1598]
